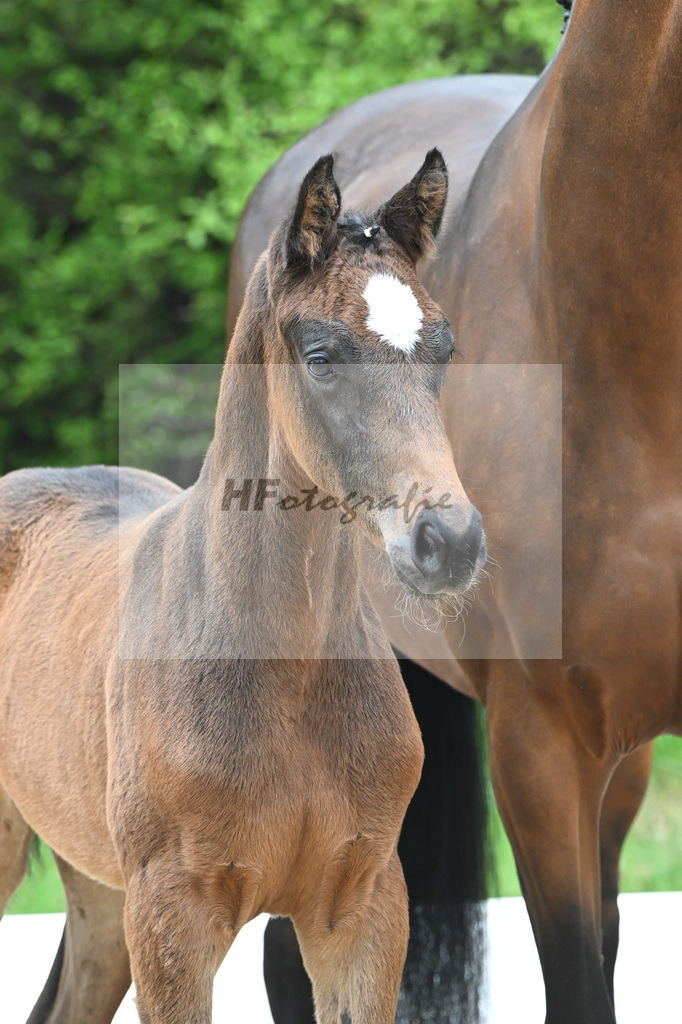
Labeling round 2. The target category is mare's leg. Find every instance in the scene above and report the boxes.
[263,917,315,1024]
[124,860,233,1024]
[599,743,653,1006]
[26,854,132,1024]
[0,787,34,915]
[293,849,409,1024]
[487,685,615,1024]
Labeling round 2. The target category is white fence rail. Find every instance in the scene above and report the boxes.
[1,894,679,1023]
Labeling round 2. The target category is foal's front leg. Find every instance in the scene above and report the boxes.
[294,849,409,1024]
[124,861,231,1024]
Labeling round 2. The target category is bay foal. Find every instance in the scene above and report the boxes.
[0,152,486,1023]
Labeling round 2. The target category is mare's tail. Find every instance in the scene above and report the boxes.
[396,657,489,1024]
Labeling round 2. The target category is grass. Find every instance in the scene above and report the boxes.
[619,735,682,892]
[7,842,65,914]
[5,736,681,914]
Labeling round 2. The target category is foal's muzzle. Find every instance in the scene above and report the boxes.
[412,507,486,592]
[389,506,487,596]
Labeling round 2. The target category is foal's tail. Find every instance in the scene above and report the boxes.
[396,657,489,1024]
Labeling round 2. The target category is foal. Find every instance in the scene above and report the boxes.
[0,150,485,1024]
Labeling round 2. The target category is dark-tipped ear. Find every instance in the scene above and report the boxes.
[378,148,448,262]
[286,155,341,270]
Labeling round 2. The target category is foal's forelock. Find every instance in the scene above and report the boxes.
[259,148,452,368]
[265,243,452,367]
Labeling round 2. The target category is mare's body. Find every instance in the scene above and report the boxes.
[228,5,682,1022]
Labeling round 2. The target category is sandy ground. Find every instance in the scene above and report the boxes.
[1,893,679,1022]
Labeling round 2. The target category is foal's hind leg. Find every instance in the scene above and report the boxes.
[26,854,131,1024]
[0,788,33,916]
[599,743,653,1007]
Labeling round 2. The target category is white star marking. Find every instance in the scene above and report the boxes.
[362,273,424,354]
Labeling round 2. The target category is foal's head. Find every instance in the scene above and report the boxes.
[241,150,486,598]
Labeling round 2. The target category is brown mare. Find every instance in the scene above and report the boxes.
[227,2,682,1022]
[0,153,489,1023]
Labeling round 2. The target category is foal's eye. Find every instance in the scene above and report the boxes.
[446,349,454,364]
[306,355,334,380]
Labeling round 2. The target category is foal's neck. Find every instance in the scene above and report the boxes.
[194,282,366,660]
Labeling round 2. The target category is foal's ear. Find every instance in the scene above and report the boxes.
[286,154,341,269]
[379,148,448,263]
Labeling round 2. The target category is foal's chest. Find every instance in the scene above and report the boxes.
[111,658,422,898]
[187,659,421,814]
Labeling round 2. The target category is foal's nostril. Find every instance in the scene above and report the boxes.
[411,509,455,580]
[413,520,446,575]
[410,507,486,591]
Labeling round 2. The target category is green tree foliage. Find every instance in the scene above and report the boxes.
[0,0,564,472]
